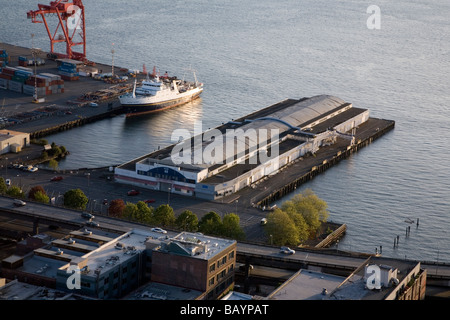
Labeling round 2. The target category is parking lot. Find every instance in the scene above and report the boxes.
[1,162,269,243]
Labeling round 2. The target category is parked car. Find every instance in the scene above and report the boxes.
[28,167,38,172]
[51,176,63,181]
[81,212,95,220]
[5,179,11,186]
[260,218,267,225]
[280,246,295,255]
[151,227,167,234]
[144,199,156,204]
[127,190,140,196]
[13,199,26,207]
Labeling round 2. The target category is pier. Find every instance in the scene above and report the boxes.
[0,42,133,137]
[251,118,395,208]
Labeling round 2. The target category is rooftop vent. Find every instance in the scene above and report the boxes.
[115,242,124,250]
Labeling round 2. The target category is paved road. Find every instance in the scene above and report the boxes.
[2,194,450,281]
[1,165,269,242]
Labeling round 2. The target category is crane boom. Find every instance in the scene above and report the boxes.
[27,0,87,61]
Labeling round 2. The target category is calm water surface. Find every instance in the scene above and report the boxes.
[1,0,449,262]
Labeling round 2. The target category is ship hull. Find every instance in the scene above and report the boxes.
[120,88,203,117]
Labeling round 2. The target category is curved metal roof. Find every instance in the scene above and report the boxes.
[231,95,348,147]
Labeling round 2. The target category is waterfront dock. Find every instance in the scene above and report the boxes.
[1,43,396,247]
[242,117,395,208]
[0,42,134,137]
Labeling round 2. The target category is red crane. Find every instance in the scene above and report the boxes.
[27,0,86,61]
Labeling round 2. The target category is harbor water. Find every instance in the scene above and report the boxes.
[1,0,449,262]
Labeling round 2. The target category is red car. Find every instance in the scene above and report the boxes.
[51,176,63,181]
[144,199,156,204]
[127,190,140,196]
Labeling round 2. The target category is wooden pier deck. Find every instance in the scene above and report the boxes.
[226,117,395,208]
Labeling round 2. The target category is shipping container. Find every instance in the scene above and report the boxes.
[0,78,8,89]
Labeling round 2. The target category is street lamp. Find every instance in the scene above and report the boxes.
[235,199,238,215]
[168,187,171,206]
[111,43,115,77]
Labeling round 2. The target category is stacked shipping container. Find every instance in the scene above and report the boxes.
[57,60,80,81]
[0,65,64,96]
[18,56,28,67]
[0,49,9,68]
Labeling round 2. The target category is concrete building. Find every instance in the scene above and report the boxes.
[1,229,236,300]
[0,129,30,154]
[150,232,237,300]
[124,281,204,300]
[267,269,346,300]
[327,256,427,300]
[114,95,368,200]
[0,279,95,300]
[265,256,427,300]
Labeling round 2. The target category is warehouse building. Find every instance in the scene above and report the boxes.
[115,95,369,200]
[0,129,30,154]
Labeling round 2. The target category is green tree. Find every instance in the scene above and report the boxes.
[50,146,62,157]
[0,177,7,194]
[281,200,310,243]
[284,189,329,237]
[198,211,222,235]
[6,186,24,199]
[264,208,299,246]
[63,189,88,210]
[124,201,154,224]
[123,202,139,221]
[221,213,245,240]
[108,199,126,218]
[175,210,198,232]
[33,190,50,204]
[153,204,175,227]
[136,201,153,224]
[48,159,59,170]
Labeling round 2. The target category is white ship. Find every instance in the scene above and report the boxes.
[119,69,203,116]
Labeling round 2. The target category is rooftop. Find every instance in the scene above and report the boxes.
[156,232,236,260]
[267,269,345,300]
[117,95,353,173]
[0,129,28,141]
[124,281,203,300]
[328,256,422,300]
[67,228,165,277]
[0,279,94,300]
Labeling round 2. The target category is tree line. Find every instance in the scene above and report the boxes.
[1,177,331,246]
[108,199,246,240]
[263,189,329,246]
[0,180,246,241]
